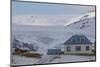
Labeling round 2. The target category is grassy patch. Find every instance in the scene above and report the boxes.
[74,53,95,56]
[63,52,95,56]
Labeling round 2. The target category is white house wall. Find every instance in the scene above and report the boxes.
[64,44,92,54]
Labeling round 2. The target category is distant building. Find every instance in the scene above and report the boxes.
[64,35,92,54]
[15,47,30,55]
[47,49,61,55]
[22,43,38,51]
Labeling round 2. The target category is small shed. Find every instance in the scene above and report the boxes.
[47,49,61,55]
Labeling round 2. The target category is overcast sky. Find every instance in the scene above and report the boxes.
[12,1,95,16]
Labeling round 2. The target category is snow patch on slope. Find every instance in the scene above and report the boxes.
[64,11,95,26]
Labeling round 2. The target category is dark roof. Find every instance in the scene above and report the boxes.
[47,49,61,55]
[64,35,92,45]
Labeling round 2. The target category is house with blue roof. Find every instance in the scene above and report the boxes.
[64,35,92,54]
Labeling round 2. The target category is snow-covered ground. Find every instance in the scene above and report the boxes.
[12,55,95,66]
[12,55,40,65]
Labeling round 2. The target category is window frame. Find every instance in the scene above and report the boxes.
[75,46,81,51]
[66,46,71,51]
[86,46,90,51]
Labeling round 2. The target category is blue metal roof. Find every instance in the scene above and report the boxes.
[64,35,92,45]
[47,49,61,55]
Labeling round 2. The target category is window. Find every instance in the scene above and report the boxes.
[81,38,84,42]
[72,38,75,42]
[66,46,71,51]
[76,46,81,51]
[86,46,90,51]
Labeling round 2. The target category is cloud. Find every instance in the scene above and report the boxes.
[12,14,76,26]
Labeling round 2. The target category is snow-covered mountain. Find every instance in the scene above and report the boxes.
[12,11,96,54]
[64,10,95,26]
[64,11,95,42]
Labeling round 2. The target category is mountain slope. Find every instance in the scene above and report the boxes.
[64,11,95,42]
[12,11,96,54]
